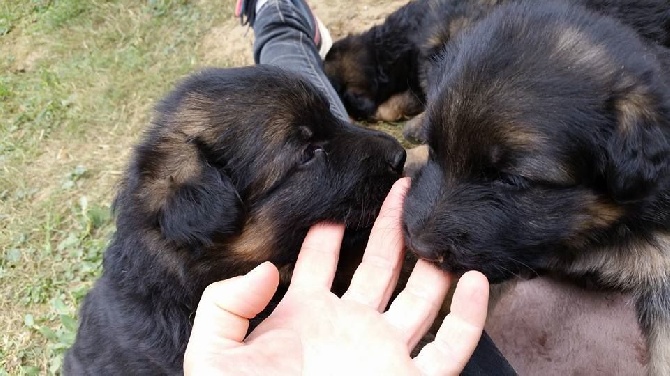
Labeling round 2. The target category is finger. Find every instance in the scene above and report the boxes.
[186,262,279,352]
[290,223,345,291]
[414,271,489,376]
[384,260,451,349]
[342,178,410,310]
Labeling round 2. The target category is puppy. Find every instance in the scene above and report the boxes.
[64,66,405,374]
[324,0,503,122]
[323,0,429,121]
[326,0,670,129]
[402,2,670,375]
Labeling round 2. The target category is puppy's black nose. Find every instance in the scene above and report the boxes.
[387,149,407,174]
[406,235,442,263]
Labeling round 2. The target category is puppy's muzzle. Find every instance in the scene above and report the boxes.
[406,236,442,263]
[387,148,406,175]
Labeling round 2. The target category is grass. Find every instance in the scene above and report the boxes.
[0,0,405,374]
[0,0,241,373]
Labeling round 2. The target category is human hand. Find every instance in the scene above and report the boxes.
[184,178,490,375]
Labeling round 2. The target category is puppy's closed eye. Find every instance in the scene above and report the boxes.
[493,172,530,190]
[300,144,325,166]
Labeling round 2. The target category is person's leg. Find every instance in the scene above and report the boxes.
[461,331,518,376]
[236,0,348,121]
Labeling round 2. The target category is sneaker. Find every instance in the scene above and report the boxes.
[235,0,332,59]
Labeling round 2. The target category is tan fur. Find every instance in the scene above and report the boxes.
[571,196,624,236]
[143,229,191,279]
[403,144,429,178]
[449,16,472,38]
[616,87,659,134]
[139,139,202,213]
[323,40,370,95]
[553,26,610,71]
[137,93,226,213]
[424,33,446,55]
[499,127,578,184]
[646,318,670,376]
[565,235,670,375]
[584,199,623,228]
[170,93,222,142]
[375,91,423,122]
[247,135,291,199]
[566,234,670,290]
[228,213,276,265]
[501,126,544,149]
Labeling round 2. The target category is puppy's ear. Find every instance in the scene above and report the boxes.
[159,164,244,247]
[606,76,670,202]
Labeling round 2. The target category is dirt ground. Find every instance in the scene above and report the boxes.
[200,0,410,67]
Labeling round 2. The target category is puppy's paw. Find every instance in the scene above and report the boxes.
[375,91,424,122]
[402,112,428,144]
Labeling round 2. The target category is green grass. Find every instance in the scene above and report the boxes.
[0,0,406,374]
[0,0,239,373]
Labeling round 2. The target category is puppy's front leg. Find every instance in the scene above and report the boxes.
[636,286,670,376]
[375,90,425,123]
[402,112,428,144]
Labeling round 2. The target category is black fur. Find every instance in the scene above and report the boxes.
[324,0,430,120]
[403,1,670,373]
[325,0,670,124]
[404,0,670,278]
[64,66,405,375]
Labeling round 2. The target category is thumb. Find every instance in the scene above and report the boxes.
[187,262,280,351]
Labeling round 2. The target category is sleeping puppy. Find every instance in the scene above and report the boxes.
[323,0,430,122]
[323,0,503,122]
[406,0,670,143]
[325,0,670,128]
[64,66,405,374]
[402,1,670,375]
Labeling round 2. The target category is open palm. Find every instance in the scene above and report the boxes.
[185,178,489,376]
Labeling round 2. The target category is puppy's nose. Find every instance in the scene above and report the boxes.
[406,235,442,263]
[387,149,407,175]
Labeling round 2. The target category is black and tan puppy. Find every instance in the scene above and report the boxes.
[402,1,670,375]
[64,66,405,374]
[324,0,503,123]
[323,0,429,122]
[326,0,670,133]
